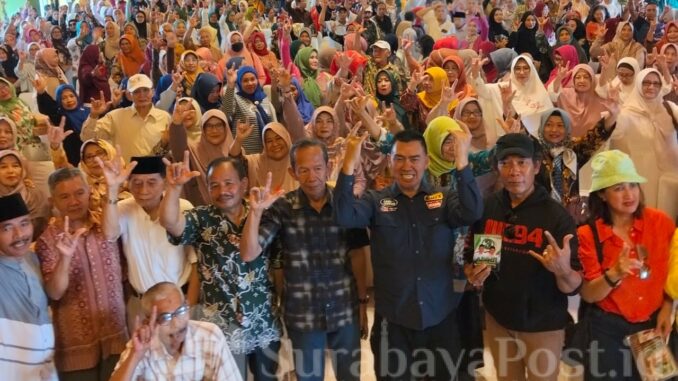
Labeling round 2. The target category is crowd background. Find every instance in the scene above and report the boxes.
[0,0,678,380]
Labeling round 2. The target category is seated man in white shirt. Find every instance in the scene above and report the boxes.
[100,155,198,333]
[80,73,171,162]
[110,282,242,381]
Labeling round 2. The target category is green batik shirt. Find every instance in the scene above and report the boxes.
[168,203,281,354]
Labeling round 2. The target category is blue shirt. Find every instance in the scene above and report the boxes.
[333,167,483,330]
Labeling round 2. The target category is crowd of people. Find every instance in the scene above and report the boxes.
[0,0,677,380]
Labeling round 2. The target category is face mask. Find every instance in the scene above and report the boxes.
[231,42,244,52]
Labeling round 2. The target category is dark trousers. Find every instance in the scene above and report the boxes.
[585,307,656,381]
[370,310,462,381]
[287,322,361,381]
[232,340,281,381]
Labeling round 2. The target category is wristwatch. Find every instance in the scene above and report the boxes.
[603,270,621,288]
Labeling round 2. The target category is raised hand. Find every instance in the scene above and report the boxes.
[408,68,424,91]
[55,216,87,260]
[95,146,138,189]
[597,26,608,40]
[47,116,73,149]
[32,73,47,95]
[537,16,547,31]
[464,262,491,287]
[401,38,413,53]
[346,94,370,115]
[609,244,643,280]
[131,306,158,358]
[226,64,237,88]
[234,120,254,142]
[336,52,354,73]
[496,113,521,134]
[90,90,110,118]
[166,31,177,48]
[499,79,516,106]
[470,52,489,78]
[376,101,397,125]
[249,172,284,213]
[528,231,576,276]
[111,88,123,107]
[162,150,201,188]
[607,82,622,103]
[171,102,194,125]
[171,70,184,91]
[277,64,293,89]
[343,123,368,173]
[647,47,659,65]
[441,79,459,104]
[451,120,472,168]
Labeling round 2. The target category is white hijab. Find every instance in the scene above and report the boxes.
[508,55,554,134]
[623,68,678,172]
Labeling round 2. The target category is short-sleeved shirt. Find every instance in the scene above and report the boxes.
[258,187,369,332]
[578,208,674,323]
[168,204,280,354]
[333,168,483,330]
[115,320,243,381]
[118,198,196,293]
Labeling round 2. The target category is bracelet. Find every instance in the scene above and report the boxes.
[603,270,621,288]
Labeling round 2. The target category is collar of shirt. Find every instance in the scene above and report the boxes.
[386,178,434,198]
[499,184,549,211]
[290,186,334,211]
[595,215,644,243]
[129,104,161,122]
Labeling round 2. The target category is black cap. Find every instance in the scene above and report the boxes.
[495,133,537,161]
[0,194,30,223]
[130,156,165,175]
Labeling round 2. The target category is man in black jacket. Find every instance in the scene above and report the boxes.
[465,133,583,381]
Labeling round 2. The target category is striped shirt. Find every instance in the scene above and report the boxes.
[221,86,276,154]
[0,254,58,380]
[115,320,242,381]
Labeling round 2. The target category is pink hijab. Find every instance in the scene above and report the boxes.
[546,45,579,87]
[557,64,615,136]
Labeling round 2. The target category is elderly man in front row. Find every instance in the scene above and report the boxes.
[0,193,58,380]
[110,282,242,381]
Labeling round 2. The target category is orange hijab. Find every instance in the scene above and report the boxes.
[117,34,145,77]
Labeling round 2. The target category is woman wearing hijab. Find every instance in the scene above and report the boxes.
[597,57,641,105]
[442,55,476,100]
[248,30,278,84]
[67,20,93,72]
[14,42,40,93]
[36,83,88,166]
[488,8,510,43]
[545,45,579,89]
[0,150,49,237]
[535,108,615,223]
[422,116,493,188]
[655,21,678,52]
[223,65,276,154]
[0,78,40,152]
[78,44,111,104]
[49,25,72,75]
[229,121,298,193]
[483,48,518,83]
[609,68,678,210]
[590,21,646,68]
[374,69,411,131]
[271,76,316,125]
[99,21,120,74]
[401,66,458,131]
[191,72,222,113]
[294,46,330,107]
[508,12,543,68]
[35,47,69,100]
[195,47,220,77]
[550,64,616,137]
[585,5,609,43]
[178,50,203,96]
[169,109,233,206]
[0,116,17,151]
[217,31,266,85]
[133,10,149,40]
[470,55,553,135]
[539,26,588,79]
[153,97,203,158]
[114,34,146,78]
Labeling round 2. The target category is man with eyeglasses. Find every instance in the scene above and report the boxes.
[81,74,170,162]
[110,282,242,381]
[361,40,409,96]
[464,133,582,381]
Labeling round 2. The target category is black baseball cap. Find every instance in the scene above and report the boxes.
[495,133,538,161]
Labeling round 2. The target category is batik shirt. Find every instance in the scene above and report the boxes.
[168,203,281,354]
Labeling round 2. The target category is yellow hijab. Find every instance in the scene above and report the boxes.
[423,116,463,178]
[417,67,456,112]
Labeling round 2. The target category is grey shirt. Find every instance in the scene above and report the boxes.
[0,253,50,324]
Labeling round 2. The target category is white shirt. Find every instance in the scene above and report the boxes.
[117,198,196,293]
[116,320,243,381]
[80,105,171,162]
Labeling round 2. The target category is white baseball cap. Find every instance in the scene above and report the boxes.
[371,40,391,52]
[127,74,153,92]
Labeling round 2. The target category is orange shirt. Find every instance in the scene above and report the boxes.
[577,208,675,323]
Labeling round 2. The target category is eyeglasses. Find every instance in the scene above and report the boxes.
[83,150,107,163]
[156,304,190,326]
[641,80,662,88]
[203,122,225,130]
[461,110,482,118]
